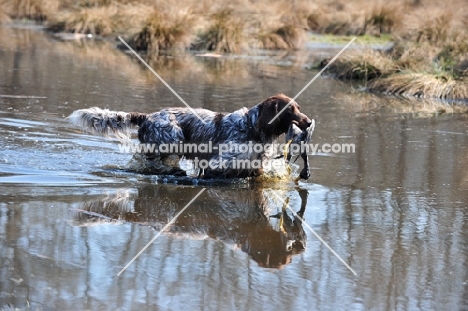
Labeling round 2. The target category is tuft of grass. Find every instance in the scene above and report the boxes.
[368,73,468,100]
[256,32,290,50]
[304,5,366,36]
[322,45,468,100]
[316,2,468,100]
[127,8,196,54]
[257,22,305,50]
[47,5,120,35]
[314,12,365,36]
[74,0,113,7]
[0,0,58,21]
[455,58,468,77]
[303,2,403,36]
[193,8,247,53]
[363,4,402,36]
[407,11,455,45]
[257,25,305,50]
[309,33,392,45]
[322,49,395,80]
[254,4,307,50]
[390,42,437,73]
[0,5,11,24]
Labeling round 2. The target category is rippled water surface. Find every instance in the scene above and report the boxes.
[1,26,468,310]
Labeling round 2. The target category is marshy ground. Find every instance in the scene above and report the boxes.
[1,0,467,101]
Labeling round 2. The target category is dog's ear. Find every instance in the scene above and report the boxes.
[256,97,279,132]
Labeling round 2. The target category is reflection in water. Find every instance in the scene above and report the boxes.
[72,185,309,269]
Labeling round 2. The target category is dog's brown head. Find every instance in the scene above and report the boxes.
[256,94,312,138]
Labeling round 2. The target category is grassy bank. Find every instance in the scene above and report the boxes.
[314,0,468,100]
[0,0,412,51]
[1,0,467,100]
[319,40,468,100]
[0,0,311,52]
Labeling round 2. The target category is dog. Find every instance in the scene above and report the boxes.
[68,94,312,179]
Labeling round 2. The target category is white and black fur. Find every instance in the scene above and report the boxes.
[68,94,312,179]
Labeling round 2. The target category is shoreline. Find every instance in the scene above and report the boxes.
[1,0,466,103]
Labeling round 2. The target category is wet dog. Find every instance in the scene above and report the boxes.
[68,94,312,179]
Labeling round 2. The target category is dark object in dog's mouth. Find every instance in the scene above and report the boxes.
[285,120,315,180]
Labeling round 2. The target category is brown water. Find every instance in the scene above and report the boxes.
[1,26,468,310]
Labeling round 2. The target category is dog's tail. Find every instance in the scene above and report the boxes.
[67,107,147,140]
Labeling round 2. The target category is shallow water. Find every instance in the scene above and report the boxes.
[1,26,468,310]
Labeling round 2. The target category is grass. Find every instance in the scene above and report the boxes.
[0,0,398,50]
[368,73,468,100]
[254,5,307,50]
[126,7,195,54]
[47,4,120,35]
[193,8,248,53]
[257,23,305,50]
[309,33,392,45]
[320,45,468,100]
[319,49,395,80]
[1,0,467,100]
[363,4,402,36]
[0,4,10,24]
[315,0,468,100]
[256,25,305,50]
[0,0,58,21]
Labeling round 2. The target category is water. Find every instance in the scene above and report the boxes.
[1,26,468,310]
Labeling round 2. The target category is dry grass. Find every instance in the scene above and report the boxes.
[2,0,468,100]
[193,8,247,53]
[322,49,396,80]
[363,4,401,36]
[126,7,196,54]
[47,5,120,35]
[0,0,59,21]
[301,1,364,36]
[314,0,468,100]
[47,3,196,53]
[256,26,305,50]
[323,44,468,99]
[0,4,10,23]
[368,73,468,100]
[256,13,306,50]
[310,12,365,36]
[192,0,306,53]
[47,3,150,34]
[303,1,403,36]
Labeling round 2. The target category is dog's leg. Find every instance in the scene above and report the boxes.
[279,197,290,234]
[299,153,310,180]
[298,120,315,180]
[296,188,308,218]
[197,169,203,179]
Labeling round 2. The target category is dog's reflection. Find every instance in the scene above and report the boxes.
[72,185,309,269]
